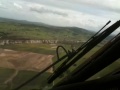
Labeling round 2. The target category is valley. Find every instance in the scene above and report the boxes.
[0,17,119,90]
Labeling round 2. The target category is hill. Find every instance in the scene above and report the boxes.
[0,17,48,26]
[0,17,93,41]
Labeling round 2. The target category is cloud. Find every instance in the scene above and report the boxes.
[0,2,7,9]
[0,2,3,8]
[13,2,23,9]
[60,0,120,13]
[29,4,68,16]
[33,6,109,31]
[0,0,119,34]
[27,3,108,30]
[0,2,2,6]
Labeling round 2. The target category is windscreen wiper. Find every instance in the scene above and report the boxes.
[72,32,120,76]
[48,20,120,83]
[55,36,120,87]
[49,20,111,75]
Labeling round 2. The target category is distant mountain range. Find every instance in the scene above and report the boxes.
[0,17,50,26]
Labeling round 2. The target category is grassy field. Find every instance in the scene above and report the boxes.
[0,68,52,90]
[0,43,56,90]
[0,68,15,84]
[0,18,119,90]
[0,43,56,55]
[0,21,93,41]
[12,70,52,90]
[0,41,119,90]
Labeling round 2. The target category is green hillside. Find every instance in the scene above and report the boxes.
[0,17,93,41]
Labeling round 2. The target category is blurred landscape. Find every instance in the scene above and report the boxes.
[0,17,94,90]
[0,17,119,90]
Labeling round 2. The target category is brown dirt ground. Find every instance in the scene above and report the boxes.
[0,48,54,73]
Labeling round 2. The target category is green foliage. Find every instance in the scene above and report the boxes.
[0,68,15,84]
[0,21,93,40]
[0,68,52,90]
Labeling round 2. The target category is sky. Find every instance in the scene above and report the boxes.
[0,0,120,33]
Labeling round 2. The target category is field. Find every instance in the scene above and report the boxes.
[0,68,52,90]
[0,41,120,90]
[0,17,119,90]
[0,43,56,55]
[0,42,74,90]
[0,46,55,90]
[0,17,93,41]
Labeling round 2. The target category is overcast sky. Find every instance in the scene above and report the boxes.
[0,0,120,33]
